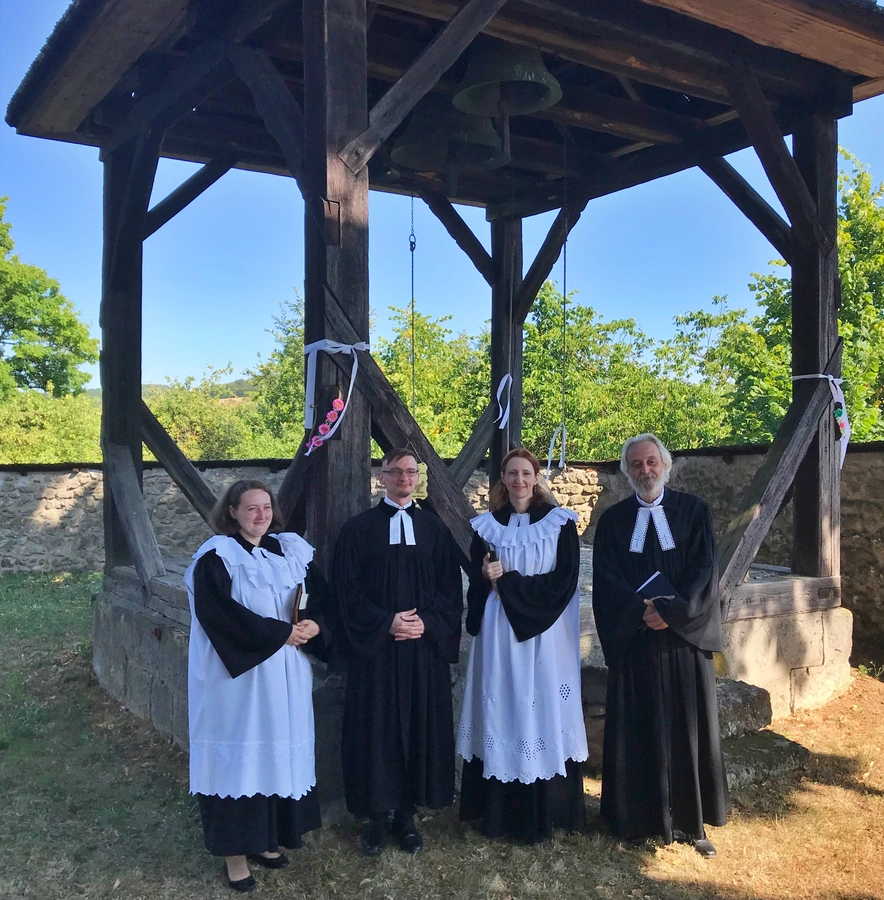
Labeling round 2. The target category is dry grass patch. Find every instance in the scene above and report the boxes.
[1,572,882,900]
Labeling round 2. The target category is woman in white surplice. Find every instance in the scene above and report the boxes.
[457,448,588,843]
[185,480,328,892]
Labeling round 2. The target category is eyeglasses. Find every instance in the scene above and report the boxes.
[382,468,419,478]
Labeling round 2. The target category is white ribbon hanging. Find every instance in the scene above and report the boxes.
[791,373,851,468]
[546,423,567,479]
[387,503,416,546]
[630,498,676,554]
[303,339,370,454]
[494,374,513,430]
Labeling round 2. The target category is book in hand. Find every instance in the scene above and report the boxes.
[481,539,498,563]
[635,570,677,600]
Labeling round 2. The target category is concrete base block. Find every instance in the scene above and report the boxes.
[790,660,851,712]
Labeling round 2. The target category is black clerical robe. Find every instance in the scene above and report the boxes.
[592,489,729,844]
[334,501,463,818]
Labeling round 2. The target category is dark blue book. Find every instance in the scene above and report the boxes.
[636,570,677,599]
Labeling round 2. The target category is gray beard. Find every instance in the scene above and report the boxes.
[629,472,666,502]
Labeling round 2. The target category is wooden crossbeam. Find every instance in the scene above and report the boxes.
[277,445,316,525]
[513,200,588,325]
[140,400,217,525]
[322,289,475,563]
[449,401,496,488]
[699,157,794,264]
[103,0,291,154]
[144,155,237,239]
[718,339,843,613]
[338,0,510,175]
[104,442,166,595]
[420,191,495,285]
[724,575,841,623]
[724,63,832,254]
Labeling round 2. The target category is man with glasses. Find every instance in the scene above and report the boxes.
[333,448,463,856]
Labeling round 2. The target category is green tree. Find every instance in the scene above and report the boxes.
[0,390,101,463]
[0,198,98,397]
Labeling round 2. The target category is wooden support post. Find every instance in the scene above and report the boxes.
[699,156,794,264]
[718,340,842,611]
[449,401,496,488]
[104,442,166,597]
[140,400,218,525]
[338,0,510,174]
[144,155,236,238]
[302,0,371,568]
[100,132,160,570]
[489,217,523,483]
[791,114,840,577]
[420,191,495,285]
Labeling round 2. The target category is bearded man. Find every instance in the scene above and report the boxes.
[592,433,729,857]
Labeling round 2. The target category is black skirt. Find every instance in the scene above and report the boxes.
[459,757,586,844]
[197,788,321,857]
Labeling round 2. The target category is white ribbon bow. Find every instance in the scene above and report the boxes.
[494,374,513,430]
[387,501,416,546]
[303,339,369,454]
[630,494,676,553]
[546,423,567,478]
[791,373,851,468]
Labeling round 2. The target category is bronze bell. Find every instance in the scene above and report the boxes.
[453,41,562,117]
[390,95,509,173]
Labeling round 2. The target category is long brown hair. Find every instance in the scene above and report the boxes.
[488,448,556,511]
[210,479,284,536]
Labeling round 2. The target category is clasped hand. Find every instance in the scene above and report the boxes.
[286,618,320,646]
[390,608,425,641]
[482,553,503,588]
[642,597,673,631]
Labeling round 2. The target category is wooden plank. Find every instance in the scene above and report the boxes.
[420,191,495,286]
[140,399,217,525]
[513,200,586,325]
[854,76,884,103]
[302,0,372,569]
[229,45,308,196]
[449,401,496,488]
[635,0,884,77]
[724,575,841,623]
[144,155,236,238]
[699,156,794,264]
[724,62,832,254]
[490,217,523,480]
[104,442,166,596]
[103,0,291,154]
[338,0,510,174]
[276,444,316,524]
[322,289,475,563]
[718,339,843,613]
[791,114,840,577]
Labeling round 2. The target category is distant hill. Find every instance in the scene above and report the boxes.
[84,378,257,400]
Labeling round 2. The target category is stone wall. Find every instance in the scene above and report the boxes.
[2,445,883,644]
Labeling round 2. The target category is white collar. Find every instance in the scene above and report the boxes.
[384,497,416,545]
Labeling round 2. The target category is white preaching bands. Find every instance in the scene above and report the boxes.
[629,490,676,553]
[384,497,416,546]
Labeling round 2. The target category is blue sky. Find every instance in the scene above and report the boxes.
[2,2,883,387]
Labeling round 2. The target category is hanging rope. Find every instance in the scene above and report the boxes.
[409,194,417,417]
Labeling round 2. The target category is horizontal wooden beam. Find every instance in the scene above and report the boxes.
[718,338,843,613]
[699,156,794,264]
[513,200,588,325]
[144,155,236,238]
[449,400,496,488]
[725,62,832,254]
[104,442,166,596]
[140,399,217,525]
[420,191,495,285]
[339,0,510,175]
[724,575,841,623]
[322,288,475,563]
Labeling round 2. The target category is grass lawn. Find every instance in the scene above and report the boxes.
[1,572,882,900]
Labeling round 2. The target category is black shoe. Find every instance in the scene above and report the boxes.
[247,851,289,869]
[693,838,717,858]
[391,817,423,854]
[227,874,256,893]
[361,818,389,857]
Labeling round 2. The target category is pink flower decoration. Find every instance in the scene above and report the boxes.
[332,398,345,411]
[326,410,339,423]
[310,436,323,447]
[318,423,330,435]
